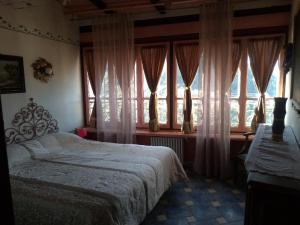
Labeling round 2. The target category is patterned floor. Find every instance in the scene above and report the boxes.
[141,173,245,225]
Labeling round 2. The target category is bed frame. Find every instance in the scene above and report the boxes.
[5,98,59,144]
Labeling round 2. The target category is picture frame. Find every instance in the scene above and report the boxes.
[0,54,26,94]
[291,11,300,105]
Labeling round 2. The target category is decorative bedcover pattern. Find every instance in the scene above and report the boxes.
[9,133,187,225]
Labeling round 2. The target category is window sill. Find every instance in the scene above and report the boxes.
[84,127,250,141]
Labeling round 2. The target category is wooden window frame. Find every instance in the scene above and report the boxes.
[135,43,171,129]
[230,39,284,132]
[172,40,201,130]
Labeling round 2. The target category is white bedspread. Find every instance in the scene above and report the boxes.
[9,133,187,225]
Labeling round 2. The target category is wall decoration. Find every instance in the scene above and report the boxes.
[31,57,54,83]
[0,16,79,45]
[0,54,25,94]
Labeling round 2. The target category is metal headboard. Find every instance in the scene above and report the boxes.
[5,98,59,144]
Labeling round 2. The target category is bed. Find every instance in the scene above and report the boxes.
[5,99,187,225]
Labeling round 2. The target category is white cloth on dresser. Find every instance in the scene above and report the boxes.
[245,124,300,179]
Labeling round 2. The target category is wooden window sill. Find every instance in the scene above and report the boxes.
[84,127,251,141]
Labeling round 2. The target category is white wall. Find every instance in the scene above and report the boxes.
[0,0,83,132]
[285,0,300,143]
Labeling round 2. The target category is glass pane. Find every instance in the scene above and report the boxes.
[157,59,168,98]
[192,99,202,125]
[117,100,122,121]
[230,100,239,127]
[265,99,275,125]
[176,99,183,125]
[87,75,95,98]
[143,71,151,98]
[247,57,259,98]
[230,68,240,97]
[176,64,202,98]
[101,70,109,98]
[158,99,167,124]
[245,99,258,127]
[102,100,110,122]
[266,60,280,97]
[176,66,185,98]
[143,99,149,123]
[88,98,95,120]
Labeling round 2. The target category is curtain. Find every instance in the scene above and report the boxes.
[194,1,232,179]
[141,45,167,132]
[232,41,242,82]
[93,14,135,143]
[175,43,200,133]
[248,37,283,123]
[83,49,96,128]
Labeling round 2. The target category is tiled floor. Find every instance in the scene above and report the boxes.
[141,173,245,225]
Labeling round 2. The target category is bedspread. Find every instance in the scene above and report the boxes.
[9,133,187,225]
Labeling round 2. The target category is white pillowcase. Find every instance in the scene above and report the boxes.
[21,139,50,157]
[36,134,63,152]
[6,144,32,168]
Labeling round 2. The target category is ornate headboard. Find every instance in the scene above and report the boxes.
[5,98,59,144]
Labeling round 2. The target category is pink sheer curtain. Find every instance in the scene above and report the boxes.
[194,1,232,179]
[93,14,135,143]
[247,37,284,123]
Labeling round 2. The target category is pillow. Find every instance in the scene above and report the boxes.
[21,139,49,157]
[53,132,86,146]
[6,144,32,168]
[36,134,63,152]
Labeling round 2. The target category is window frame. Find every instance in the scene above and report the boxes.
[172,40,202,130]
[82,47,94,127]
[230,39,284,132]
[135,43,171,129]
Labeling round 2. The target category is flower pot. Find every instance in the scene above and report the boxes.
[272,97,287,141]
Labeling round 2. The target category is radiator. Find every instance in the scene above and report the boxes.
[150,137,183,162]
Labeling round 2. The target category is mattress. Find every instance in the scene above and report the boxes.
[7,132,187,225]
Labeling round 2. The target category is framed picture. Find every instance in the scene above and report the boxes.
[291,11,300,105]
[0,54,25,94]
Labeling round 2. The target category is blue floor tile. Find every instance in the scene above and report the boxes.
[141,174,245,225]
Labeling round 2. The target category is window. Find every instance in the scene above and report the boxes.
[83,39,283,132]
[135,44,170,128]
[174,62,203,128]
[230,46,282,131]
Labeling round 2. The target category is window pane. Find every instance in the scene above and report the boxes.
[177,99,183,124]
[176,66,185,98]
[266,60,280,97]
[192,99,202,125]
[231,68,240,97]
[88,98,95,120]
[143,99,149,123]
[157,59,168,98]
[158,99,167,124]
[143,73,151,98]
[230,100,239,127]
[102,100,110,122]
[176,64,201,98]
[265,99,275,125]
[247,57,259,98]
[245,99,258,127]
[87,75,95,98]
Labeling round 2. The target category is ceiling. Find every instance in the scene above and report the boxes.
[62,0,292,20]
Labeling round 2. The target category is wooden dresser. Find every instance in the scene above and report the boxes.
[244,124,300,225]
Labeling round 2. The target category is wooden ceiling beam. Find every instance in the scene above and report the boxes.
[89,0,106,9]
[150,0,166,14]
